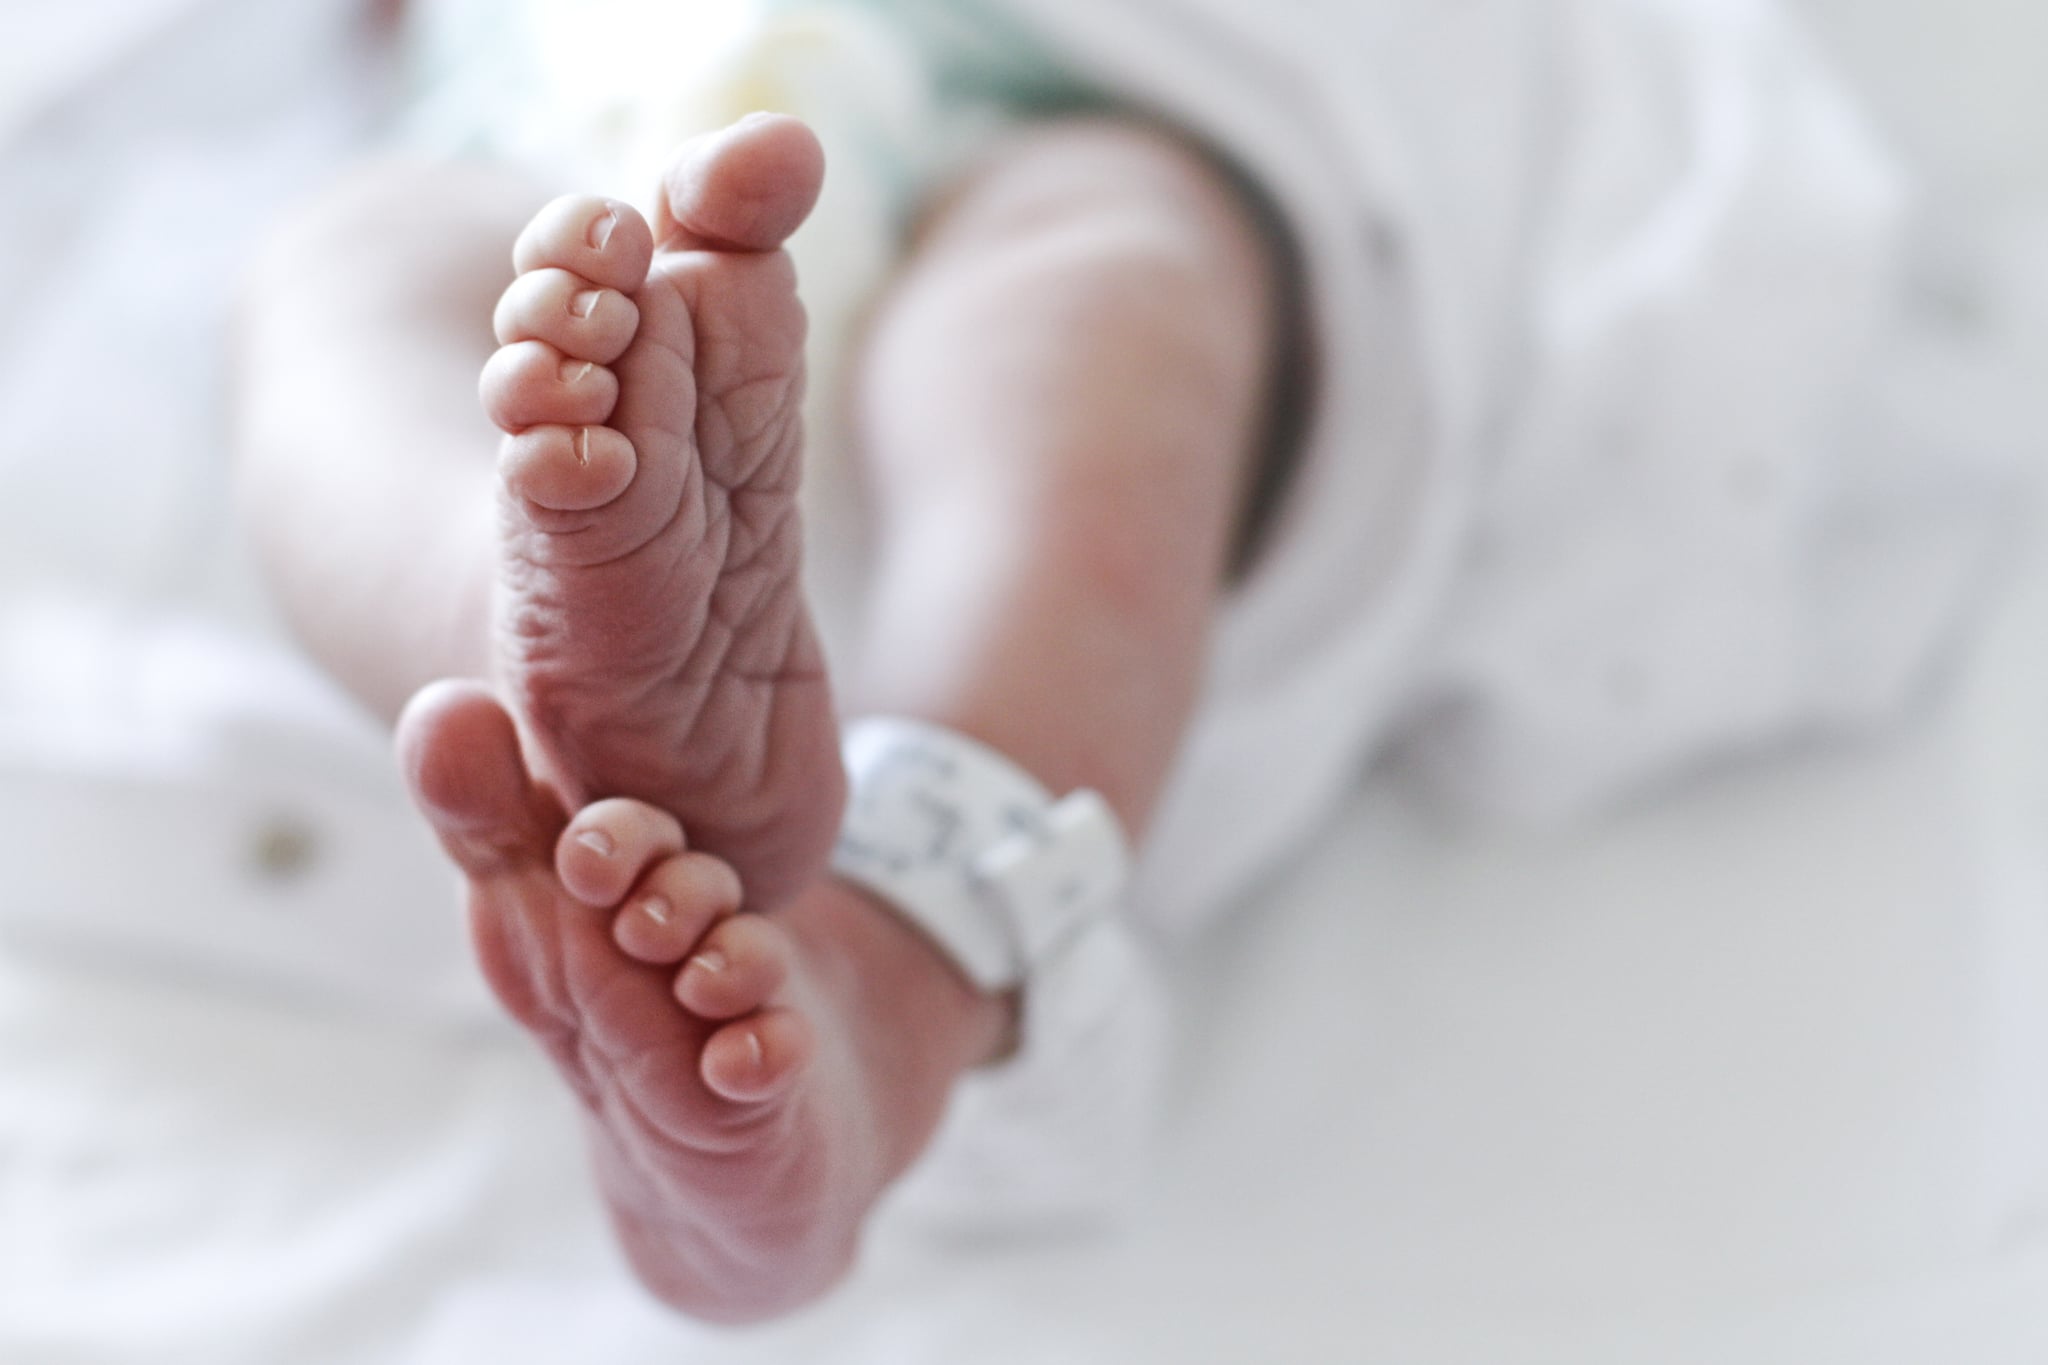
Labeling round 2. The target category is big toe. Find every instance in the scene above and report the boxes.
[397,680,556,874]
[656,112,825,253]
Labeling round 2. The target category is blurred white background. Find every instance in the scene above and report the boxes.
[1801,0,2048,208]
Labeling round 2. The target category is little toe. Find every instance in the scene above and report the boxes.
[700,1008,812,1103]
[556,797,685,908]
[493,268,639,363]
[500,424,637,513]
[675,913,789,1020]
[513,194,653,294]
[612,852,745,965]
[396,680,557,876]
[481,340,619,431]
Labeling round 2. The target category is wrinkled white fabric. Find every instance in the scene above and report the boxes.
[998,0,2022,931]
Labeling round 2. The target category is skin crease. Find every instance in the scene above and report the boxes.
[235,112,1277,1322]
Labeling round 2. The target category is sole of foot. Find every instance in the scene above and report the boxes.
[480,112,845,914]
[399,679,879,1321]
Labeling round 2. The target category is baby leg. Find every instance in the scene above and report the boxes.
[846,117,1278,830]
[233,158,541,715]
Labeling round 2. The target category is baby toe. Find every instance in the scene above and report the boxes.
[396,681,557,877]
[493,267,639,364]
[556,797,685,907]
[700,1008,812,1104]
[675,913,790,1020]
[512,194,653,295]
[500,424,637,514]
[657,114,825,253]
[612,851,745,965]
[481,340,619,431]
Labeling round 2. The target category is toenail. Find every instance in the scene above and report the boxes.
[560,358,594,385]
[690,949,727,975]
[745,1030,764,1069]
[574,427,592,466]
[587,208,617,250]
[640,895,672,926]
[576,828,615,856]
[570,289,602,319]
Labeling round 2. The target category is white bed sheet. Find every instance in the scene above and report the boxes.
[4,0,2048,1359]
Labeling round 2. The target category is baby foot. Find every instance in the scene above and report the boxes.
[480,113,843,912]
[399,683,1007,1322]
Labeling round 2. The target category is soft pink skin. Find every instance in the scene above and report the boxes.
[483,114,845,915]
[400,679,1013,1323]
[398,682,866,1320]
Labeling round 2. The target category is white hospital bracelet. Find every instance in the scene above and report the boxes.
[829,718,1133,993]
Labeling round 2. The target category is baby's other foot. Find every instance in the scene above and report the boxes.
[399,681,898,1321]
[481,113,843,912]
